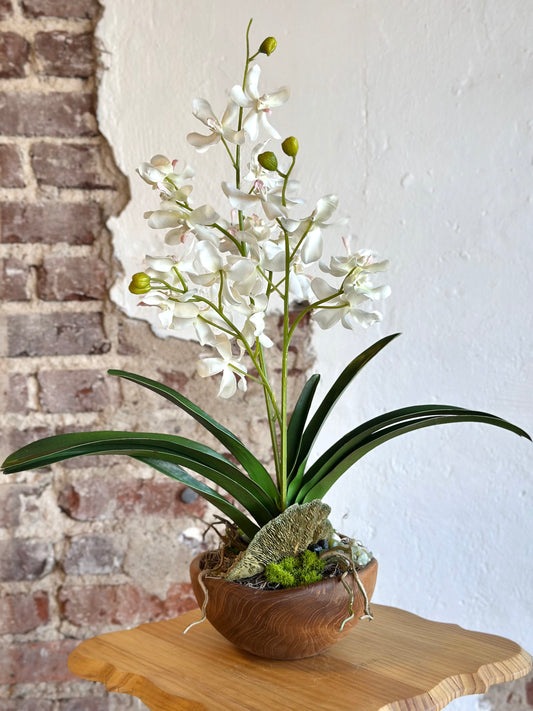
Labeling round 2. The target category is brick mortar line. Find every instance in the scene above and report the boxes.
[0,136,103,146]
[0,187,124,203]
[0,243,101,261]
[0,77,94,93]
[0,16,95,35]
[0,300,106,315]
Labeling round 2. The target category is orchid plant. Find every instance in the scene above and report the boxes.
[2,22,529,545]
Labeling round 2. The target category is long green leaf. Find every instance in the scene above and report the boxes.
[108,369,278,502]
[299,410,530,503]
[293,333,400,475]
[1,431,277,526]
[133,456,259,538]
[301,405,473,490]
[287,374,320,479]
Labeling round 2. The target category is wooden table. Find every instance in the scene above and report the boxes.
[68,604,531,711]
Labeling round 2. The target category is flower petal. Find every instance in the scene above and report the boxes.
[186,132,220,152]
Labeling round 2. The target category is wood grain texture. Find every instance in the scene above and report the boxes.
[68,604,532,711]
[189,553,378,659]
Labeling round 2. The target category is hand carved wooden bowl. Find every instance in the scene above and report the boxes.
[190,552,378,660]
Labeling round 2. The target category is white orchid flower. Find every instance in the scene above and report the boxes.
[146,203,219,232]
[244,142,285,190]
[222,181,298,220]
[321,240,390,281]
[137,155,194,201]
[242,310,274,348]
[196,335,247,398]
[187,99,245,152]
[285,195,343,265]
[310,278,386,330]
[230,64,289,140]
[137,292,175,329]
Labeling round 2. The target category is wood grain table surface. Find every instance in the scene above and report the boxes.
[68,604,532,711]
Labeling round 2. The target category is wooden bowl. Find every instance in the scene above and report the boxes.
[189,552,378,660]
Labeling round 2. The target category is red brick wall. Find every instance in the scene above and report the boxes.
[0,2,314,707]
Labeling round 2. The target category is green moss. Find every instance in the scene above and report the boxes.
[264,549,325,589]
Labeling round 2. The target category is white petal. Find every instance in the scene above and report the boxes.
[301,227,323,264]
[192,98,217,124]
[313,308,342,330]
[189,204,219,225]
[158,307,174,329]
[221,100,239,126]
[257,112,280,140]
[137,163,163,185]
[222,182,260,211]
[186,132,220,152]
[218,368,237,398]
[229,84,252,108]
[264,86,290,108]
[214,334,233,361]
[172,302,200,318]
[197,357,223,378]
[145,255,175,272]
[147,210,182,229]
[242,111,259,140]
[223,128,246,145]
[314,195,339,223]
[245,64,261,100]
[311,277,338,300]
[164,227,189,245]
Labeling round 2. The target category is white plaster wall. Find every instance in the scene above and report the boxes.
[98,2,532,708]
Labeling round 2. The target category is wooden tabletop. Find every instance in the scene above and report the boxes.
[68,604,531,711]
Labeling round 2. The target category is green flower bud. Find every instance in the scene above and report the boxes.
[281,136,299,157]
[257,151,278,171]
[129,272,151,294]
[258,36,277,56]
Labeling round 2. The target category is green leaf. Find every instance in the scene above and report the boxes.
[293,334,400,476]
[2,431,277,526]
[287,374,320,478]
[299,408,530,503]
[134,456,260,539]
[108,369,278,503]
[286,458,308,504]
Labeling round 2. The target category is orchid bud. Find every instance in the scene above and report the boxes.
[281,136,299,157]
[259,37,277,56]
[129,272,151,294]
[258,151,278,171]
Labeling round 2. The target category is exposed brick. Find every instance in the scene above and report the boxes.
[0,32,29,79]
[59,700,108,711]
[38,369,112,413]
[35,32,93,78]
[0,258,30,301]
[0,484,44,527]
[62,535,123,575]
[0,1,13,20]
[32,143,120,189]
[58,477,207,521]
[0,539,54,582]
[527,678,533,705]
[0,640,77,684]
[0,591,49,634]
[37,256,107,301]
[0,144,25,188]
[7,312,109,357]
[0,93,96,138]
[6,373,31,414]
[0,202,101,245]
[0,701,54,711]
[21,0,100,19]
[59,581,197,627]
[8,426,54,457]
